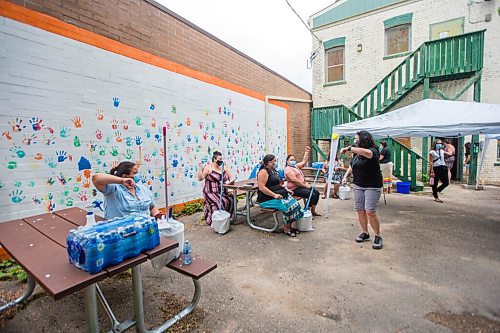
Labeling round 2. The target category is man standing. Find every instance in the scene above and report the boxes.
[379,141,393,194]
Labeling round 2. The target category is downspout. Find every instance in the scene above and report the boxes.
[265,95,312,154]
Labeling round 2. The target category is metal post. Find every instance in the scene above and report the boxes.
[163,126,169,217]
[0,273,36,313]
[468,79,481,185]
[83,284,99,333]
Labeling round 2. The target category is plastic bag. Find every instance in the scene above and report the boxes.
[211,210,230,234]
[151,217,185,270]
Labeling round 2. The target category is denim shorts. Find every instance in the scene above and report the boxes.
[353,184,382,212]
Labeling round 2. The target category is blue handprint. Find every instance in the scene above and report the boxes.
[59,126,71,138]
[159,174,165,183]
[154,134,162,142]
[29,117,44,131]
[56,150,68,162]
[135,136,143,146]
[172,159,179,167]
[187,135,192,143]
[9,189,26,203]
[149,103,155,111]
[113,97,120,107]
[140,175,147,184]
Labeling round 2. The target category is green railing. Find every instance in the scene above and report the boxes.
[350,30,485,118]
[311,105,361,140]
[388,138,428,190]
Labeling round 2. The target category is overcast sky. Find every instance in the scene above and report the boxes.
[156,0,335,92]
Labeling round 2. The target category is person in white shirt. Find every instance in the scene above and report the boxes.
[428,139,452,203]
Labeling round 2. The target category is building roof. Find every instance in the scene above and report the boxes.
[311,0,408,29]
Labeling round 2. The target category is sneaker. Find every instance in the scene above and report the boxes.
[355,232,370,243]
[372,236,383,250]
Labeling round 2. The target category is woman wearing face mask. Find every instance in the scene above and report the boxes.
[198,151,235,225]
[284,147,321,216]
[257,154,304,237]
[340,131,384,250]
[92,161,161,219]
[428,139,451,203]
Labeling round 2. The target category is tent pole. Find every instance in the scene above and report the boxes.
[468,79,481,185]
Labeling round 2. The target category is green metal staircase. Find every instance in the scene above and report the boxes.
[311,30,485,191]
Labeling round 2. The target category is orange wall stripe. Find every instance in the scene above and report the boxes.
[0,0,289,111]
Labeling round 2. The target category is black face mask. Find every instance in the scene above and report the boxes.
[216,160,223,166]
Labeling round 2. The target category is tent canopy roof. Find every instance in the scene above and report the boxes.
[332,99,500,139]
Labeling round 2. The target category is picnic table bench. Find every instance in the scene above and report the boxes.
[0,207,216,333]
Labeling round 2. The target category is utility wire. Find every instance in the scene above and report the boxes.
[284,0,322,44]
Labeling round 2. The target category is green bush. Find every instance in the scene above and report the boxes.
[0,259,27,283]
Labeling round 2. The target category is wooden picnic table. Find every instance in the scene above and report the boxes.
[0,207,216,333]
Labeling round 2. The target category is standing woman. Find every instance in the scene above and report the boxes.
[340,131,384,250]
[321,155,345,199]
[428,139,451,203]
[257,154,304,237]
[443,139,456,182]
[198,151,235,225]
[92,161,161,219]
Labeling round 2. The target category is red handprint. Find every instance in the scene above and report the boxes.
[95,129,103,140]
[111,119,119,130]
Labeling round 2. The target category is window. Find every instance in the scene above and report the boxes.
[385,24,410,56]
[325,46,344,83]
[497,141,500,160]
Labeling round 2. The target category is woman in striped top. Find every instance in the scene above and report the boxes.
[198,151,235,225]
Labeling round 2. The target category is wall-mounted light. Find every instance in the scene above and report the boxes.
[357,44,363,52]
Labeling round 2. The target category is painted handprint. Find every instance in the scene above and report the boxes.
[151,118,157,128]
[73,136,81,147]
[144,129,151,139]
[150,103,155,111]
[2,132,12,140]
[83,180,90,189]
[111,146,119,157]
[112,118,119,130]
[98,146,106,156]
[125,137,132,147]
[135,116,143,126]
[171,105,176,114]
[22,133,37,145]
[89,141,97,153]
[10,118,26,132]
[7,161,17,169]
[9,189,25,203]
[10,145,25,158]
[186,117,191,126]
[95,129,103,140]
[60,126,71,138]
[56,150,68,162]
[114,131,122,143]
[96,109,104,120]
[143,154,152,163]
[121,120,129,130]
[29,117,44,131]
[78,191,88,201]
[113,97,120,107]
[154,134,161,142]
[57,173,71,185]
[44,135,56,146]
[135,136,143,146]
[124,149,133,160]
[71,116,82,128]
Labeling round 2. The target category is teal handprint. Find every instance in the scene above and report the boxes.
[73,136,81,147]
[45,157,57,169]
[60,126,71,138]
[10,145,25,158]
[7,161,17,169]
[144,129,151,139]
[14,181,22,187]
[99,147,106,156]
[124,149,133,160]
[111,146,119,157]
[9,189,26,203]
[126,137,133,147]
[65,197,74,207]
[29,180,36,187]
[135,116,143,126]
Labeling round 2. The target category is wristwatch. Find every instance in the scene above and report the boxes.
[347,146,352,152]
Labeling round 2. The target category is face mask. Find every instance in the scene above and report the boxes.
[436,144,443,149]
[354,139,359,147]
[289,161,297,167]
[216,160,223,166]
[133,173,141,183]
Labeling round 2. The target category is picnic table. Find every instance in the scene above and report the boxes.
[0,207,216,333]
[224,178,279,232]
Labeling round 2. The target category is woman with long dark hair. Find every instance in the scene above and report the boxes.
[198,151,235,225]
[92,161,160,219]
[340,130,384,250]
[428,139,451,203]
[257,154,304,237]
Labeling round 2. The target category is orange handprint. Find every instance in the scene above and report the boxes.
[72,116,82,128]
[83,169,91,179]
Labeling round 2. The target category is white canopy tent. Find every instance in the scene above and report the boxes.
[325,99,500,217]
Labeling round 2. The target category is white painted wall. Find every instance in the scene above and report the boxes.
[311,0,500,184]
[0,18,287,222]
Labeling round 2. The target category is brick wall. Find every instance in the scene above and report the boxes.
[6,0,311,155]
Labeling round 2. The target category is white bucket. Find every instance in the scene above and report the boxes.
[296,210,314,231]
[211,210,231,234]
[151,218,184,270]
[338,186,351,200]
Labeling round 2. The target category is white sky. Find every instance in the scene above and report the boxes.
[156,0,335,92]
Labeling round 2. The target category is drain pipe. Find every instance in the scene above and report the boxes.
[264,95,312,154]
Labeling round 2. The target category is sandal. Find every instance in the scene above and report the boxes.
[434,198,443,203]
[321,195,326,199]
[291,228,300,235]
[284,230,296,237]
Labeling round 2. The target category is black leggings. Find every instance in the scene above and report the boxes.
[432,165,449,198]
[292,187,320,206]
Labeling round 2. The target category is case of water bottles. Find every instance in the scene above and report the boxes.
[66,214,160,274]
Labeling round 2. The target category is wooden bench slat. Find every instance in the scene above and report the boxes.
[54,207,105,227]
[22,213,79,248]
[0,220,107,300]
[167,255,217,280]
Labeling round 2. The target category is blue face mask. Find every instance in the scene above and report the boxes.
[289,161,297,167]
[436,144,443,149]
[133,174,141,183]
[354,139,359,147]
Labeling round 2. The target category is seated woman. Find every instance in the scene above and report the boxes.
[321,155,345,199]
[257,154,304,237]
[284,147,321,216]
[197,151,235,226]
[92,161,161,219]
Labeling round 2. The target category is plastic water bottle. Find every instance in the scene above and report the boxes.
[85,211,96,227]
[182,240,192,265]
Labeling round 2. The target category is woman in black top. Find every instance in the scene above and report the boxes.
[257,154,304,237]
[341,131,384,250]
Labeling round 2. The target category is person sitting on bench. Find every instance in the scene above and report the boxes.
[284,147,321,216]
[257,154,303,237]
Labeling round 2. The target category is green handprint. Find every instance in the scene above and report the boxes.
[106,136,111,144]
[0,182,4,189]
[63,190,69,197]
[135,116,143,126]
[73,186,79,192]
[14,181,22,187]
[66,197,74,207]
[7,161,17,170]
[111,146,119,157]
[99,147,106,156]
[9,189,25,203]
[29,180,36,187]
[124,149,133,160]
[73,136,81,147]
